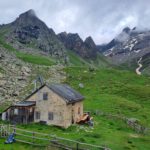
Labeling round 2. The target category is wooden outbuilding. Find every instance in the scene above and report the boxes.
[2,83,84,128]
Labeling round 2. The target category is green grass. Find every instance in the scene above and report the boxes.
[1,67,150,150]
[64,67,150,149]
[0,36,54,66]
[67,50,109,68]
[117,59,138,72]
[16,52,54,66]
[0,138,48,150]
[65,67,150,121]
[67,50,89,66]
[0,28,150,150]
[88,53,110,68]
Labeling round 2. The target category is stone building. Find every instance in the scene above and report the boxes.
[1,83,84,128]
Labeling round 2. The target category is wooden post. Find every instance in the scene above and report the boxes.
[13,125,16,135]
[8,124,10,134]
[0,125,2,137]
[32,132,35,144]
[4,125,7,137]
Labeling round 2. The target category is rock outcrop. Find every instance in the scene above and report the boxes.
[0,46,66,106]
[0,9,107,65]
[0,47,32,103]
[57,32,98,59]
[0,9,67,62]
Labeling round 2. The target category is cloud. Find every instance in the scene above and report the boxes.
[0,0,149,44]
[115,32,130,42]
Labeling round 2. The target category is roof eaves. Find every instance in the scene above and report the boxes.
[47,84,84,103]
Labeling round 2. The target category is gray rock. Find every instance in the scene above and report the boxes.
[79,83,84,88]
[12,91,19,96]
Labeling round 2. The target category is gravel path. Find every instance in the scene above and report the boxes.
[136,57,142,75]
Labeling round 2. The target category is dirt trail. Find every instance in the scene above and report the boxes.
[136,57,142,75]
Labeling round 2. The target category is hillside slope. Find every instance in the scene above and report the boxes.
[0,43,66,111]
[1,67,149,150]
[0,9,68,63]
[0,9,108,67]
[64,67,150,150]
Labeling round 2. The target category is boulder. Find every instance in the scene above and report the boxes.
[22,66,31,73]
[79,83,84,88]
[12,91,19,96]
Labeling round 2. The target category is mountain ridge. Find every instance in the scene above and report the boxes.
[0,9,106,65]
[57,32,98,59]
[97,27,150,74]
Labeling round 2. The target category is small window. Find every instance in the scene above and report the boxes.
[48,112,53,120]
[43,92,48,100]
[35,111,40,119]
[78,107,81,115]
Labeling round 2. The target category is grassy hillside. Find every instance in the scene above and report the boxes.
[0,42,55,66]
[16,52,54,66]
[0,27,109,68]
[0,27,149,150]
[0,34,55,66]
[67,50,89,66]
[1,67,150,150]
[64,67,150,149]
[65,67,150,122]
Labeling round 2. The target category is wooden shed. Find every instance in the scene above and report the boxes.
[2,83,84,128]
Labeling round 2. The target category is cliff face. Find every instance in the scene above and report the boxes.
[0,9,108,68]
[0,9,67,62]
[0,9,106,63]
[58,32,98,59]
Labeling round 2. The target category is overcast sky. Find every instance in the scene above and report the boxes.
[0,0,149,44]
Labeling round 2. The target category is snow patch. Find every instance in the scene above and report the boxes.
[134,50,141,53]
[129,44,135,51]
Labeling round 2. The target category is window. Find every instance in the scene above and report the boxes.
[48,112,54,120]
[43,92,48,100]
[35,111,40,119]
[78,107,81,115]
[14,108,18,115]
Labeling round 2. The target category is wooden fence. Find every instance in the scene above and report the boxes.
[0,124,110,150]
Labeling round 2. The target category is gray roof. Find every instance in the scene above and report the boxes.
[48,84,84,103]
[14,101,36,107]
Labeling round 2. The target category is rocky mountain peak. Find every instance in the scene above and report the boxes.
[13,9,45,28]
[122,27,131,34]
[19,9,37,18]
[57,32,98,58]
[60,32,68,37]
[84,36,96,48]
[1,9,67,62]
[68,33,83,42]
